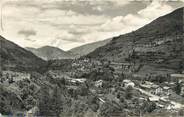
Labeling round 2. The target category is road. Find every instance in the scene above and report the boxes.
[134,87,184,109]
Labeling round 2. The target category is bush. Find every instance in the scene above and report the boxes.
[77,84,89,96]
[141,100,157,113]
[25,95,36,110]
[99,101,123,117]
[178,109,184,116]
[125,86,133,99]
[87,95,99,112]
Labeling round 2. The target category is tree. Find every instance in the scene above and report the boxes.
[50,86,63,117]
[38,86,52,116]
[175,80,181,95]
[0,86,13,115]
[8,77,14,84]
[38,86,64,117]
[178,109,184,116]
[78,83,89,96]
[99,101,124,117]
[178,60,183,74]
[125,86,133,99]
[147,101,156,113]
[87,95,99,112]
[141,99,156,113]
[25,95,36,110]
[102,69,114,81]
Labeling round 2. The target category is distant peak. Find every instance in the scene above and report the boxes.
[40,45,56,48]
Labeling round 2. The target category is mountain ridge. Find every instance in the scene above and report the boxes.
[0,35,46,71]
[68,38,112,58]
[87,7,184,74]
[26,38,112,60]
[26,46,73,60]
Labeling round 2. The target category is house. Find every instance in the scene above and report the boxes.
[149,97,159,102]
[170,74,184,82]
[157,103,165,108]
[92,60,102,66]
[150,86,163,95]
[163,86,172,96]
[155,87,163,95]
[123,79,135,88]
[121,63,132,71]
[140,84,152,89]
[95,80,103,88]
[140,81,159,90]
[166,104,175,110]
[68,78,86,83]
[2,71,30,82]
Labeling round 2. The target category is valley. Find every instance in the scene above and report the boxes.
[0,7,184,117]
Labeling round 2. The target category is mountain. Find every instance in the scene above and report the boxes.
[26,46,73,60]
[26,39,112,60]
[0,35,46,71]
[87,7,184,74]
[68,38,112,58]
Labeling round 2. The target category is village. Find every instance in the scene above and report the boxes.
[1,57,184,116]
[60,58,184,113]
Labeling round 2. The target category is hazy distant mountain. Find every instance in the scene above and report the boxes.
[0,35,46,71]
[26,39,112,60]
[88,7,184,73]
[26,46,73,60]
[69,38,112,58]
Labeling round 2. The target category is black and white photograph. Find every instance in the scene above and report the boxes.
[0,0,184,116]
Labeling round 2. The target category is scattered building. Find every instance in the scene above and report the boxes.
[67,78,86,85]
[170,74,184,82]
[123,79,135,88]
[1,71,30,83]
[155,87,163,96]
[95,80,103,88]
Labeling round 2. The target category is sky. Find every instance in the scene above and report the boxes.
[0,0,183,50]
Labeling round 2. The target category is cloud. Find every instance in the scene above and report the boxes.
[0,0,182,51]
[92,6,103,12]
[18,29,37,41]
[50,30,85,49]
[99,16,125,32]
[123,14,144,26]
[18,30,37,42]
[87,0,130,6]
[110,0,130,6]
[138,0,173,19]
[68,26,90,35]
[60,38,85,43]
[98,0,174,37]
[38,11,107,25]
[56,31,83,43]
[1,0,133,17]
